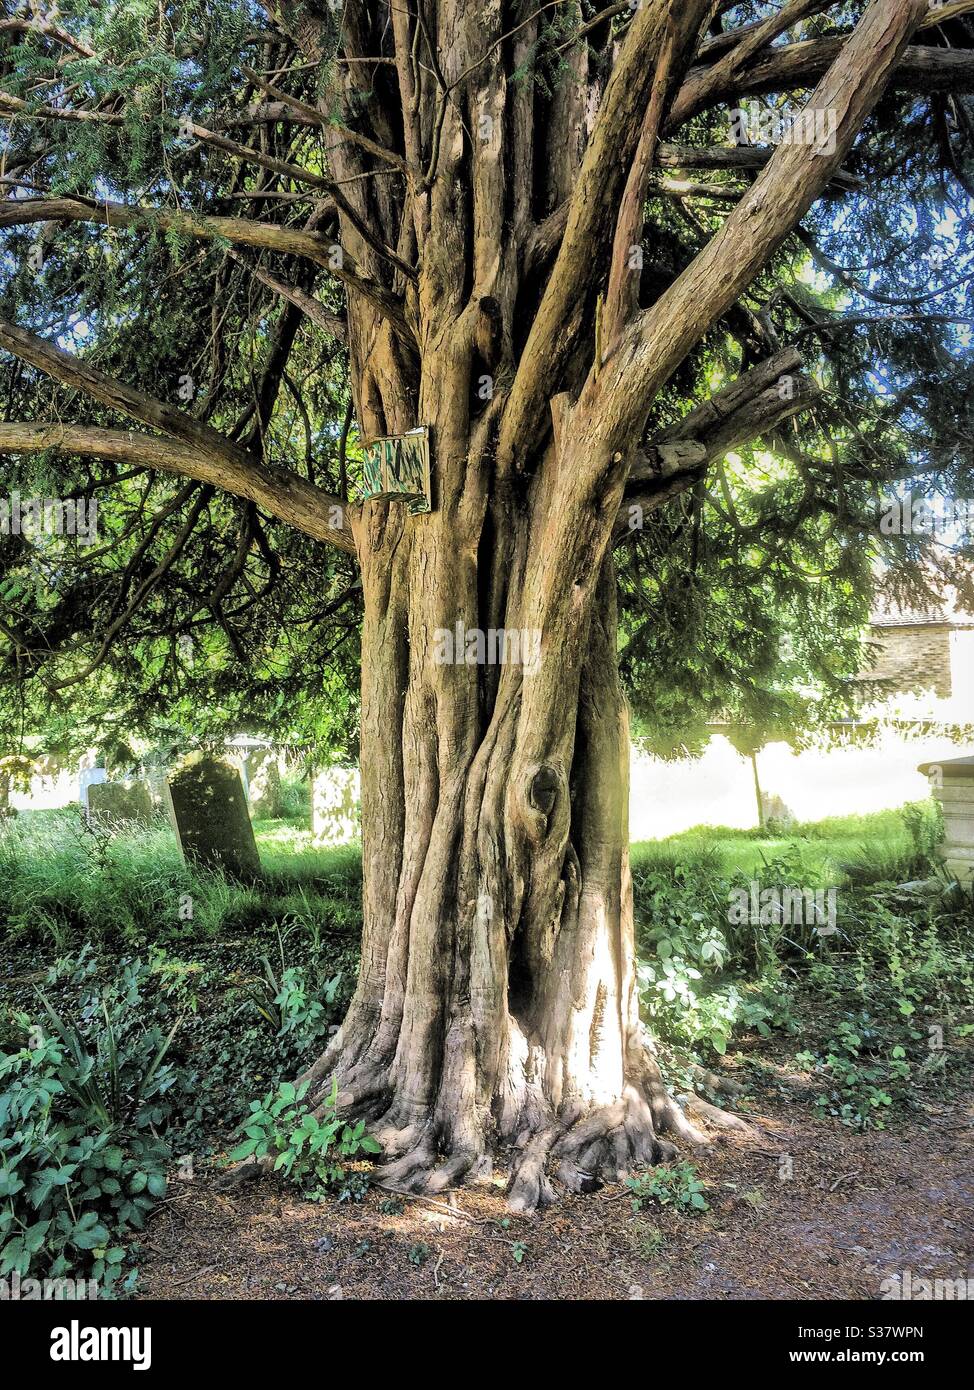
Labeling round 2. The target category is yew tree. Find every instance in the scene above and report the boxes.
[2,0,974,1208]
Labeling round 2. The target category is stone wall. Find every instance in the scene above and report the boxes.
[859,624,954,698]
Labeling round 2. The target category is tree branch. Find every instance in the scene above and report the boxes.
[0,324,355,555]
[497,0,679,471]
[0,423,355,554]
[0,198,411,338]
[226,250,347,341]
[614,353,822,542]
[589,0,928,453]
[670,38,974,125]
[603,5,713,348]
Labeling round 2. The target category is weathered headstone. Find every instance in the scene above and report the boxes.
[245,749,282,820]
[311,767,360,845]
[166,754,261,879]
[919,755,974,885]
[87,779,153,828]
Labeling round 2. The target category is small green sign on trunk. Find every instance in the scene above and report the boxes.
[360,426,432,514]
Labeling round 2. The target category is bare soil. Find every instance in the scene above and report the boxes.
[137,1087,974,1302]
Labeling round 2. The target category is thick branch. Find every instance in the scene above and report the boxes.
[603,6,712,347]
[497,0,678,470]
[0,324,354,555]
[590,0,927,453]
[0,318,264,474]
[615,357,822,542]
[657,142,861,192]
[670,39,974,124]
[668,0,832,130]
[0,423,354,554]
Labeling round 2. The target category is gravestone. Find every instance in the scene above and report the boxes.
[919,755,974,886]
[144,766,168,807]
[87,779,153,828]
[166,754,261,879]
[78,752,107,809]
[311,767,360,845]
[245,749,282,819]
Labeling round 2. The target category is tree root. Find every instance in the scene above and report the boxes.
[216,1046,754,1210]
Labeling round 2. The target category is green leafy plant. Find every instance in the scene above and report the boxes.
[626,1161,709,1214]
[798,1013,914,1131]
[228,1077,380,1197]
[0,1020,169,1296]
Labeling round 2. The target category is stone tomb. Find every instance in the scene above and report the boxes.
[245,749,282,820]
[919,754,974,886]
[311,766,360,845]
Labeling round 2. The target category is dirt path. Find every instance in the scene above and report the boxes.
[138,1090,974,1301]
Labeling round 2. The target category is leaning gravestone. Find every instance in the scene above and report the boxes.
[919,755,974,886]
[245,749,282,819]
[311,767,360,845]
[166,754,261,879]
[87,779,153,828]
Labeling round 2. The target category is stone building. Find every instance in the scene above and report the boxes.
[855,583,974,704]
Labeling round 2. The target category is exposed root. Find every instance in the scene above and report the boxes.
[373,1136,439,1192]
[218,1042,754,1210]
[507,1125,560,1212]
[681,1090,757,1134]
[213,1154,274,1191]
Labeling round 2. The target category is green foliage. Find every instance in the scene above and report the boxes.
[228,1077,380,1199]
[630,803,971,1127]
[238,948,342,1050]
[0,958,176,1295]
[626,1162,709,1214]
[794,1012,908,1131]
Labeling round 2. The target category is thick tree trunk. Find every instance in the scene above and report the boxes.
[299,521,704,1210]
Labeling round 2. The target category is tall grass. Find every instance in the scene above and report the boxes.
[0,809,363,951]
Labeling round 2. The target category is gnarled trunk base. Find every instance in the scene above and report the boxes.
[286,562,722,1212]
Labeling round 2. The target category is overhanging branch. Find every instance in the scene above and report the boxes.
[0,322,355,555]
[588,0,927,453]
[0,423,355,555]
[0,199,411,339]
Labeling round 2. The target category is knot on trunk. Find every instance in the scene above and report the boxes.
[528,764,560,817]
[517,762,567,845]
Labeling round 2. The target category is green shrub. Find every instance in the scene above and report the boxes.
[0,959,177,1295]
[228,1077,380,1199]
[626,1161,709,1214]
